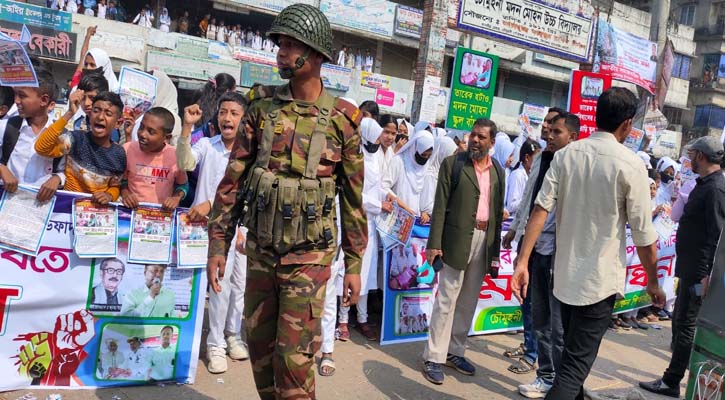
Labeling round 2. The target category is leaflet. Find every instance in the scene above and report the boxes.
[117,66,158,119]
[376,202,415,250]
[73,198,118,258]
[176,211,208,268]
[128,206,173,264]
[0,186,55,256]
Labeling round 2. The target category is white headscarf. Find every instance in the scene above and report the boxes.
[493,132,515,167]
[152,70,181,144]
[87,48,118,91]
[397,129,435,195]
[637,151,652,169]
[414,121,432,133]
[360,117,383,146]
[433,127,448,139]
[656,156,678,204]
[429,136,457,174]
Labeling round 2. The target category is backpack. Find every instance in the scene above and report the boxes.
[450,152,505,202]
[1,116,64,173]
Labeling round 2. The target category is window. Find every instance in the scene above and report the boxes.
[663,107,683,126]
[694,105,725,128]
[679,4,695,26]
[672,54,692,79]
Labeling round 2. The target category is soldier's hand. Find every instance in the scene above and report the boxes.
[342,273,360,307]
[207,255,227,294]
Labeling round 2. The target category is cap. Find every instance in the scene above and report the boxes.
[686,136,725,160]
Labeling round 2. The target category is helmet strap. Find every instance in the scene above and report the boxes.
[279,48,311,80]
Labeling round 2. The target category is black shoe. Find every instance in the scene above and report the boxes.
[422,361,444,384]
[639,378,680,398]
[446,354,475,376]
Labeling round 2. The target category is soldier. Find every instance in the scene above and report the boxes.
[206,4,367,400]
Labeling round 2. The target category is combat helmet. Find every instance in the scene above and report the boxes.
[267,3,333,62]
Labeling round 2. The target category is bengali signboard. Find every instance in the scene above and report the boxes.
[0,21,76,62]
[90,32,146,64]
[456,0,595,63]
[567,70,612,139]
[0,0,71,32]
[146,51,241,81]
[594,18,658,94]
[361,71,391,90]
[320,0,396,38]
[0,191,206,391]
[229,0,315,13]
[394,5,423,39]
[446,47,498,132]
[321,63,352,92]
[176,35,209,59]
[240,62,286,88]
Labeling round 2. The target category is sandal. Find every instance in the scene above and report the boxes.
[503,343,526,358]
[336,323,350,342]
[507,358,535,374]
[318,354,336,377]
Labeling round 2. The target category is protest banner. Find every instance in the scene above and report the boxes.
[594,18,658,94]
[567,70,612,139]
[0,21,76,62]
[394,5,423,39]
[117,67,157,120]
[0,35,36,86]
[0,0,72,31]
[456,0,596,63]
[380,220,678,345]
[73,199,117,258]
[175,211,208,268]
[0,186,55,257]
[446,47,498,132]
[0,190,206,391]
[128,206,173,265]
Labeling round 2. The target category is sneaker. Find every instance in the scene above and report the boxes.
[207,346,228,374]
[656,309,672,321]
[639,378,680,398]
[225,336,249,360]
[422,361,444,384]
[518,377,553,398]
[445,354,475,376]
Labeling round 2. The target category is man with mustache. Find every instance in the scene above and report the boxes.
[422,118,505,384]
[91,258,125,310]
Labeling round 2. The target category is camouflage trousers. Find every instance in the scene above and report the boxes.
[245,254,331,400]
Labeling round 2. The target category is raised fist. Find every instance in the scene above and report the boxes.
[15,332,52,379]
[54,309,95,351]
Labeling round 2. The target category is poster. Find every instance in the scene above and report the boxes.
[361,71,391,90]
[175,35,209,59]
[89,32,146,64]
[380,220,679,344]
[0,36,36,86]
[655,40,674,111]
[456,0,596,63]
[240,62,287,88]
[321,63,352,92]
[0,190,206,391]
[522,103,547,124]
[228,0,315,13]
[594,18,658,94]
[117,67,157,120]
[0,0,72,31]
[394,5,423,39]
[146,51,241,82]
[128,207,173,265]
[0,21,76,62]
[320,0,396,38]
[419,76,441,125]
[446,47,498,132]
[623,128,645,152]
[567,70,612,139]
[73,199,117,258]
[175,211,208,268]
[376,203,415,249]
[0,186,55,256]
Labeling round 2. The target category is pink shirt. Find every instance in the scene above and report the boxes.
[123,142,187,204]
[473,156,492,222]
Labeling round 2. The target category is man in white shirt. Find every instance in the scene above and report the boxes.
[512,88,665,399]
[337,46,347,67]
[251,30,263,50]
[149,326,176,381]
[132,7,153,28]
[364,49,374,72]
[0,69,65,202]
[124,337,149,381]
[98,339,125,379]
[177,94,249,374]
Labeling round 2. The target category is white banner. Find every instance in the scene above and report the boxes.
[228,0,315,13]
[320,0,396,38]
[146,50,240,82]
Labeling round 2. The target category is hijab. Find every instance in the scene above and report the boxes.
[397,129,435,196]
[87,48,118,91]
[429,136,457,174]
[152,70,182,144]
[397,119,414,135]
[414,121,432,133]
[492,132,515,167]
[360,118,384,182]
[433,127,448,139]
[361,117,383,147]
[656,156,678,204]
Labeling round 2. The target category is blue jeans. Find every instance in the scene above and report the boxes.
[531,251,563,385]
[522,261,538,365]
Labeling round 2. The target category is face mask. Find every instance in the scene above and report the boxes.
[395,134,407,143]
[414,152,428,165]
[661,173,673,184]
[363,142,380,153]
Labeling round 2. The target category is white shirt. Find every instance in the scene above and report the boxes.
[505,165,528,217]
[176,135,231,206]
[535,132,658,306]
[125,348,149,380]
[216,26,227,42]
[263,39,273,52]
[84,7,94,16]
[227,31,238,47]
[65,1,78,13]
[97,3,106,18]
[337,50,346,66]
[133,13,153,28]
[382,155,423,214]
[0,118,66,188]
[252,35,263,50]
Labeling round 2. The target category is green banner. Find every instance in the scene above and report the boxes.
[240,62,286,88]
[446,47,498,132]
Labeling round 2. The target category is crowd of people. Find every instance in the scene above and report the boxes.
[2,3,723,400]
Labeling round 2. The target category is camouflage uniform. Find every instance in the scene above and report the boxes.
[207,81,367,399]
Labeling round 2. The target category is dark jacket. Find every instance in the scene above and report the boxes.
[427,152,505,270]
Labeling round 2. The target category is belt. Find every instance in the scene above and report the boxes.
[474,220,488,230]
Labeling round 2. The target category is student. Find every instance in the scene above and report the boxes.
[121,107,188,210]
[67,72,109,131]
[0,86,13,120]
[35,91,126,204]
[177,93,249,373]
[0,68,65,202]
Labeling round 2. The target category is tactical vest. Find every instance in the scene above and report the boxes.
[239,90,338,255]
